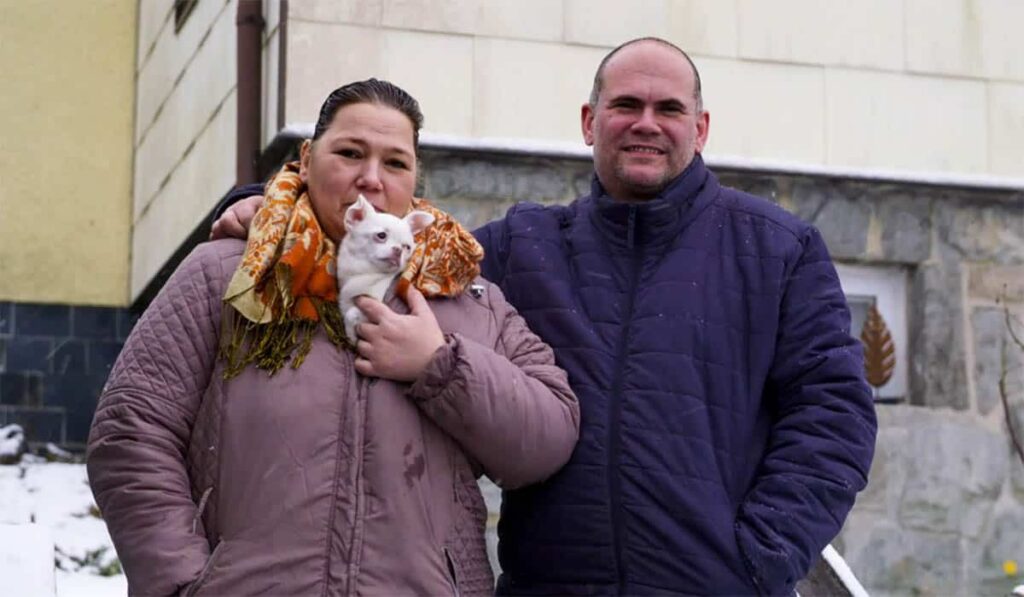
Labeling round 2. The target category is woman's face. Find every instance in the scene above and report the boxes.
[300,102,418,242]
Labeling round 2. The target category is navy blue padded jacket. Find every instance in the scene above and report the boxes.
[475,155,877,596]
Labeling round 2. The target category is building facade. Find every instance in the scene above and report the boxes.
[2,0,1022,593]
[0,0,136,448]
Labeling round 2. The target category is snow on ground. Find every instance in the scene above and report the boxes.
[0,456,126,596]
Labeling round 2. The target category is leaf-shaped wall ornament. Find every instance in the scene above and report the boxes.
[861,303,895,389]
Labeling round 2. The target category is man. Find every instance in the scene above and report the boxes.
[213,38,877,595]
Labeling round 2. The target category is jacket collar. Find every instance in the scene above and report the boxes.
[588,153,715,249]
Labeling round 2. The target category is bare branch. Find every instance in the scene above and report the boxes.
[1006,308,1024,351]
[1000,307,1024,468]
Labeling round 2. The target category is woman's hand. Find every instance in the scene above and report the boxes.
[209,195,264,240]
[353,288,445,382]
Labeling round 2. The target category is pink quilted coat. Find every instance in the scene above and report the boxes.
[87,239,580,597]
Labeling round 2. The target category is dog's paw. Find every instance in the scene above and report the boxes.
[344,306,365,342]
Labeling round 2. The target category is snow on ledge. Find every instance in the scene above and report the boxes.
[276,125,1024,192]
[705,153,1024,192]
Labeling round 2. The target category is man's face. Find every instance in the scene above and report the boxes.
[582,42,710,202]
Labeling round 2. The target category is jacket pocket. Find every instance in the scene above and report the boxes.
[443,547,461,597]
[182,540,225,597]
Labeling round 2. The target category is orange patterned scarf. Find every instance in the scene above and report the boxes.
[220,161,483,377]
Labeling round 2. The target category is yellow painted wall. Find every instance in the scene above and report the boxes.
[0,0,136,306]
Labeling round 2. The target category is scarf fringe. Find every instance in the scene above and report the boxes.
[219,295,352,379]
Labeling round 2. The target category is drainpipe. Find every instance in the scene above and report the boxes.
[236,0,264,184]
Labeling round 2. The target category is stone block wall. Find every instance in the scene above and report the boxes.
[838,406,1024,596]
[707,173,1024,413]
[0,302,135,448]
[418,146,1024,594]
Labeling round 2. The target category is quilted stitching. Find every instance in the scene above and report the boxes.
[482,158,876,595]
[88,240,243,596]
[447,468,495,596]
[90,238,580,596]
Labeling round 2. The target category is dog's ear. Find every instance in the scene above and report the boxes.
[345,195,373,230]
[404,210,435,235]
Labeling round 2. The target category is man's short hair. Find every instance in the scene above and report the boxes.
[588,37,703,112]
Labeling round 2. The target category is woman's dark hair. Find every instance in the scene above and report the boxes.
[312,78,424,153]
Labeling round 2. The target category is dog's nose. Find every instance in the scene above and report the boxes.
[391,246,402,257]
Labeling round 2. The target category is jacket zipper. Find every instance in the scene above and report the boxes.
[443,547,461,597]
[608,205,639,592]
[345,375,371,596]
[321,357,361,597]
[185,539,225,597]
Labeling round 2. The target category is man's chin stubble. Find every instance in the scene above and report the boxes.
[616,171,671,201]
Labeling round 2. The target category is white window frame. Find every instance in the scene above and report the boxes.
[834,264,909,401]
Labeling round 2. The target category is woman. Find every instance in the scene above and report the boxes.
[87,79,579,597]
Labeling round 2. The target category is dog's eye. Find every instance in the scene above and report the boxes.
[375,231,387,242]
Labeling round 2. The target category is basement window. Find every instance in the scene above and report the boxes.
[835,264,909,402]
[174,0,199,33]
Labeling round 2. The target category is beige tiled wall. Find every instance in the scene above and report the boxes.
[382,0,478,35]
[286,22,387,124]
[289,0,384,26]
[699,57,825,163]
[667,0,738,59]
[135,0,232,146]
[275,0,1023,183]
[133,92,238,299]
[129,0,1024,296]
[563,0,670,47]
[905,0,1024,81]
[134,2,237,219]
[136,0,174,66]
[385,30,475,135]
[737,0,904,70]
[472,38,602,140]
[825,69,988,173]
[988,82,1024,177]
[131,0,237,300]
[477,0,563,42]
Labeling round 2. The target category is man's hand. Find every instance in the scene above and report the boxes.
[209,195,264,240]
[353,288,445,382]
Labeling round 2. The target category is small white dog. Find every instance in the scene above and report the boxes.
[336,195,434,341]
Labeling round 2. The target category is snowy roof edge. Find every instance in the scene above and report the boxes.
[275,124,1024,192]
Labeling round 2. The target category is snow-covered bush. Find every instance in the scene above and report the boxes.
[1,424,27,465]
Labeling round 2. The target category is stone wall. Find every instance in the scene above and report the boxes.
[418,146,1024,594]
[839,406,1024,596]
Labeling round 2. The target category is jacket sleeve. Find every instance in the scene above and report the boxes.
[86,242,236,596]
[210,182,265,224]
[408,283,580,490]
[735,227,878,595]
